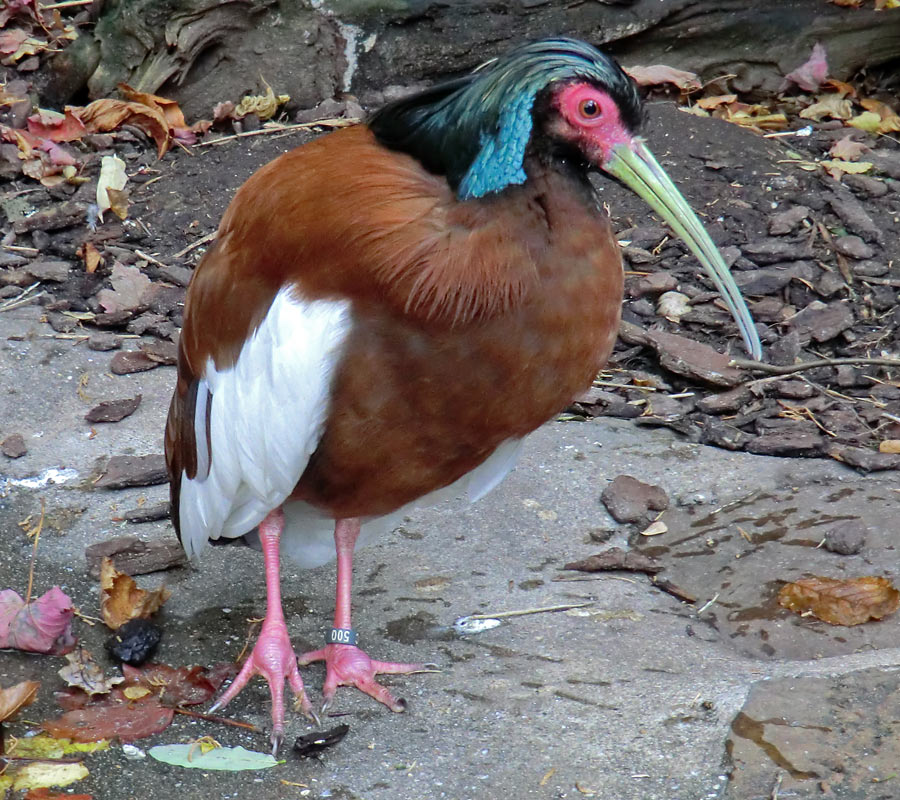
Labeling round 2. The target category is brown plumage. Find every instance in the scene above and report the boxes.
[165,38,759,750]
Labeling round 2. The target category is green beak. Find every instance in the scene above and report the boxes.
[604,139,762,360]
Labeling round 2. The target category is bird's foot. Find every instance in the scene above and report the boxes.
[210,618,315,752]
[298,642,435,713]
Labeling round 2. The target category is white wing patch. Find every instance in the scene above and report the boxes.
[279,437,524,568]
[178,289,352,559]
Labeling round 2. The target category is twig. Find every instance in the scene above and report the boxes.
[172,231,216,259]
[859,276,900,288]
[173,707,259,732]
[195,118,358,148]
[0,283,42,313]
[730,356,900,376]
[464,602,593,621]
[695,593,719,615]
[134,249,169,269]
[24,500,45,605]
[39,0,93,7]
[1,245,39,255]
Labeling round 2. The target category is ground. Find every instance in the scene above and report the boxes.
[1,97,900,799]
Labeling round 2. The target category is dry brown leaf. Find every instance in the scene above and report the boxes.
[233,84,290,121]
[77,98,171,158]
[859,98,900,133]
[879,439,900,453]
[829,135,868,161]
[58,648,124,695]
[821,159,873,179]
[696,94,737,110]
[717,103,788,131]
[117,83,187,130]
[0,680,39,721]
[105,187,130,221]
[79,241,103,273]
[799,93,854,122]
[99,557,170,630]
[778,576,900,626]
[624,64,702,92]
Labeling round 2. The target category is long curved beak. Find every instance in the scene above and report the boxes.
[603,139,762,360]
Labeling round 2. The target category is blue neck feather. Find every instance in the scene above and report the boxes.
[458,92,536,199]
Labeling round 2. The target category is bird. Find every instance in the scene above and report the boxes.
[164,37,762,750]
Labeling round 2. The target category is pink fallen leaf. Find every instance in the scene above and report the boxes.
[0,586,77,654]
[829,135,868,161]
[783,42,828,92]
[26,109,87,143]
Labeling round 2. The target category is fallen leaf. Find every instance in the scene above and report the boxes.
[43,698,174,743]
[0,586,76,654]
[799,93,853,122]
[121,662,234,707]
[96,262,151,314]
[105,187,129,220]
[829,135,868,161]
[149,744,280,770]
[624,64,702,92]
[233,83,290,121]
[821,159,873,179]
[117,84,187,130]
[10,762,89,792]
[95,155,127,222]
[718,102,788,131]
[26,109,86,143]
[879,439,900,453]
[783,42,828,92]
[859,98,900,133]
[24,790,93,800]
[8,735,108,759]
[695,94,737,110]
[58,648,125,695]
[100,557,170,630]
[640,520,668,536]
[847,110,882,132]
[79,241,103,273]
[78,98,171,158]
[778,576,900,626]
[0,680,40,721]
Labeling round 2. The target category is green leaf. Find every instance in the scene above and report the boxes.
[149,744,282,771]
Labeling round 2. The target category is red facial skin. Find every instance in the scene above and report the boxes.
[549,82,635,166]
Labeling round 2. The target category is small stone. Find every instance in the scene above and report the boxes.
[25,259,71,282]
[588,528,615,543]
[627,271,676,297]
[833,235,874,260]
[87,332,122,351]
[816,271,847,298]
[823,521,867,555]
[768,329,801,366]
[1,433,27,458]
[768,205,809,236]
[601,475,668,523]
[850,260,889,278]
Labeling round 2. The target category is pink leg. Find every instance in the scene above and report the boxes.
[298,518,433,713]
[210,508,313,751]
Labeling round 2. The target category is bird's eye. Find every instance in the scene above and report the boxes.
[578,98,601,119]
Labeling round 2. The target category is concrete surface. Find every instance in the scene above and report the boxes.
[2,303,899,800]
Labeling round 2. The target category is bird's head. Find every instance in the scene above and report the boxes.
[370,38,761,359]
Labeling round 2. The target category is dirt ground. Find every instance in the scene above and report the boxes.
[2,81,900,799]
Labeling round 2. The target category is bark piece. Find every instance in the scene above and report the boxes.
[826,185,883,244]
[141,340,177,364]
[85,395,142,423]
[601,475,669,523]
[88,332,123,351]
[768,205,809,235]
[746,429,826,457]
[117,502,171,524]
[619,321,744,387]
[85,534,185,578]
[25,259,72,282]
[828,444,900,472]
[789,301,854,343]
[833,235,874,260]
[95,454,168,489]
[12,201,88,233]
[110,350,159,374]
[563,547,663,575]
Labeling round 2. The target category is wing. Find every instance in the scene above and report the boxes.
[166,282,351,558]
